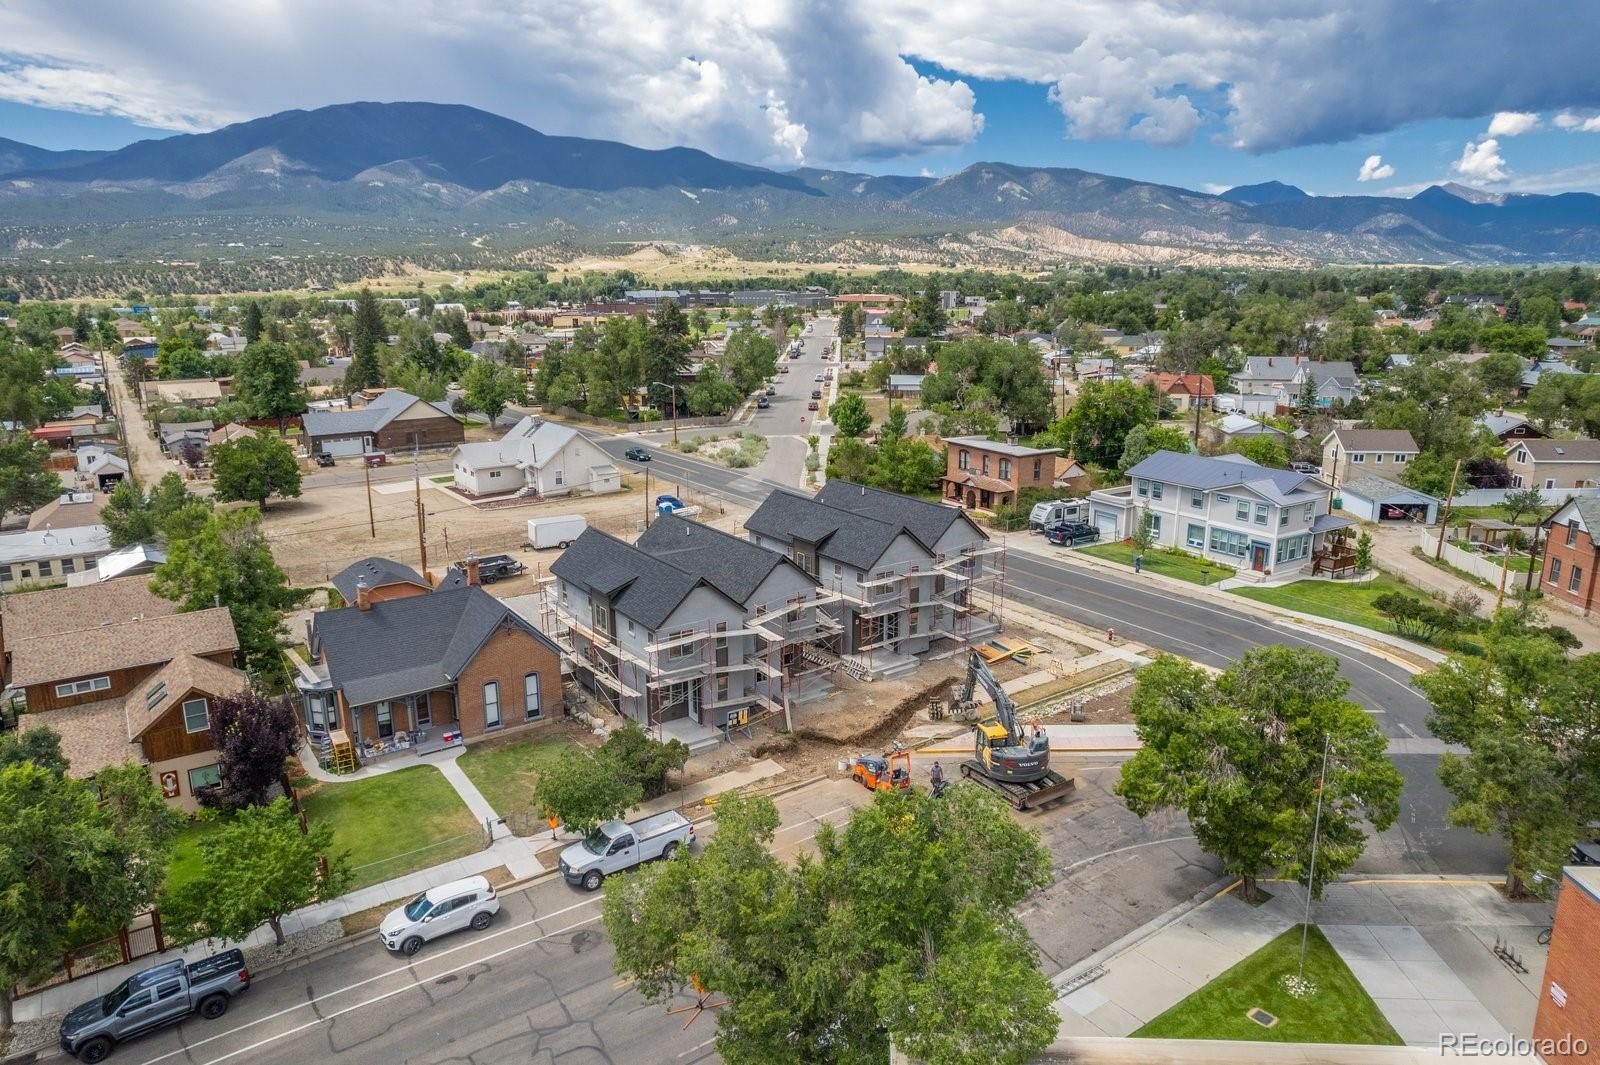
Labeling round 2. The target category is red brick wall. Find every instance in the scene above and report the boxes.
[455,622,562,738]
[1541,521,1599,613]
[944,445,1055,492]
[1533,873,1600,1063]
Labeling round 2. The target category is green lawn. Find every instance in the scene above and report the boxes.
[1079,542,1233,586]
[1447,505,1519,525]
[300,766,484,890]
[457,734,576,824]
[1232,573,1428,631]
[1134,926,1403,1045]
[164,816,229,899]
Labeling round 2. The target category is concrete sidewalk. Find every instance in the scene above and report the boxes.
[1054,877,1551,1051]
[13,758,788,1024]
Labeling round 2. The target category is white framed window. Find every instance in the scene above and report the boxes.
[999,459,1012,480]
[1567,523,1579,547]
[488,470,501,479]
[1549,558,1562,585]
[38,560,52,577]
[0,565,10,583]
[958,449,970,471]
[524,673,542,721]
[1570,565,1583,593]
[1303,502,1315,521]
[182,697,210,733]
[1279,510,1289,527]
[626,619,635,636]
[1375,454,1384,464]
[1254,504,1269,526]
[554,470,565,486]
[1209,528,1249,558]
[1186,523,1205,549]
[54,676,111,699]
[666,630,695,660]
[1136,479,1149,498]
[483,681,502,728]
[187,764,221,793]
[1190,490,1203,508]
[62,558,76,574]
[1236,499,1250,521]
[1352,453,1366,463]
[1145,513,1162,537]
[1545,478,1556,490]
[1395,453,1407,464]
[1151,482,1164,500]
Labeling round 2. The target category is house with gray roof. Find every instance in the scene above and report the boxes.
[1540,496,1600,613]
[300,563,562,759]
[450,415,619,498]
[547,526,779,741]
[302,389,463,458]
[330,557,432,605]
[1476,411,1546,444]
[1334,476,1439,524]
[744,481,999,667]
[1087,451,1342,577]
[1319,428,1418,487]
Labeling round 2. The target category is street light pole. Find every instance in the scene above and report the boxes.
[1299,732,1332,983]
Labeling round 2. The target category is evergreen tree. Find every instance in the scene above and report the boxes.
[346,288,386,391]
[242,300,264,343]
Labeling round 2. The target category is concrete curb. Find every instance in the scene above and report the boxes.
[1052,875,1239,994]
[1020,539,1445,673]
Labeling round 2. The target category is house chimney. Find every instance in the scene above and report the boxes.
[465,553,481,587]
[356,578,371,611]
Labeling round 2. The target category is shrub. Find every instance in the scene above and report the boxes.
[679,439,700,454]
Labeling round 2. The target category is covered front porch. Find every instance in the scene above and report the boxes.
[943,472,1016,512]
[299,680,462,769]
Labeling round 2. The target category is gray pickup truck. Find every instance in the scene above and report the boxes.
[58,949,250,1062]
[559,811,694,890]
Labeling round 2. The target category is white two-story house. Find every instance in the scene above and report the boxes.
[1087,451,1349,577]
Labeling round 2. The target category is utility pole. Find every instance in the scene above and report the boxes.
[1433,459,1462,561]
[1495,530,1520,610]
[644,467,652,528]
[1299,733,1332,983]
[670,383,679,447]
[1524,520,1542,593]
[363,456,375,538]
[413,436,429,580]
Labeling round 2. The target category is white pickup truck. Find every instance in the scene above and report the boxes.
[559,811,694,890]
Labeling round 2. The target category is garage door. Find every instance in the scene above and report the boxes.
[319,436,366,458]
[1093,509,1120,540]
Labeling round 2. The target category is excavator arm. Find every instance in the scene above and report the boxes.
[963,652,1020,744]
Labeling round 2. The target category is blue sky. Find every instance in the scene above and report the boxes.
[2,0,1599,198]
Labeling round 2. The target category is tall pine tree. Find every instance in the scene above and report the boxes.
[346,288,385,391]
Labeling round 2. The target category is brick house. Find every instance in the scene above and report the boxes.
[941,437,1062,510]
[299,558,562,759]
[301,389,465,459]
[1531,865,1600,1064]
[4,578,245,811]
[1540,498,1600,614]
[1506,438,1600,491]
[331,557,433,606]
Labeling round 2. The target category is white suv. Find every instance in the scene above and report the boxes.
[378,875,500,956]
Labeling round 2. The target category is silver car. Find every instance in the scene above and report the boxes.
[378,874,500,956]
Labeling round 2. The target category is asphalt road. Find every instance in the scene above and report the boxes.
[85,780,872,1065]
[579,434,1503,877]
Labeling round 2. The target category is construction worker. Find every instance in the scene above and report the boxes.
[930,761,944,788]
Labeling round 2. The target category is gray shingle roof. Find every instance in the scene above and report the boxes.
[1338,476,1439,504]
[744,489,905,570]
[635,514,815,605]
[940,437,1061,458]
[331,556,429,603]
[1552,497,1600,530]
[1327,428,1418,452]
[311,584,555,707]
[302,390,453,438]
[814,480,981,554]
[551,528,740,630]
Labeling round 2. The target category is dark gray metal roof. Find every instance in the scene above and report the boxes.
[814,479,981,554]
[635,513,816,605]
[744,489,904,570]
[1126,451,1314,500]
[311,584,556,706]
[331,556,428,603]
[551,528,740,630]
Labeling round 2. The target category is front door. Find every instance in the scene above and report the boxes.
[413,694,431,728]
[1251,544,1269,572]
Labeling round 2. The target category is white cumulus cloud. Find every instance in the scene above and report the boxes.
[1554,110,1600,132]
[1356,154,1394,182]
[1486,111,1540,137]
[1454,138,1508,183]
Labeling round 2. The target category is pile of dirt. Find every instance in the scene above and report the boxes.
[793,664,964,748]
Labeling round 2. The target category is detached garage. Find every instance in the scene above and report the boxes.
[1336,476,1439,524]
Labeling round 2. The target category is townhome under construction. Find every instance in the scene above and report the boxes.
[536,482,1004,748]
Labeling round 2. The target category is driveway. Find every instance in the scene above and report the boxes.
[104,366,176,485]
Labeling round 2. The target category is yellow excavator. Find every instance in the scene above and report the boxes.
[955,652,1076,810]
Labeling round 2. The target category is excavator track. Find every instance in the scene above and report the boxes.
[958,760,1076,810]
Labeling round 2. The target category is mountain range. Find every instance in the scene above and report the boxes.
[4,100,1600,264]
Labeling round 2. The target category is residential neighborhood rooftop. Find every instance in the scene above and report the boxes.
[634,513,816,606]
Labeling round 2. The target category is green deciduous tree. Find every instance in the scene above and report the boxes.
[603,787,1057,1065]
[830,392,871,438]
[530,748,643,836]
[212,433,302,508]
[1118,423,1190,471]
[599,720,690,799]
[151,506,305,678]
[1418,623,1600,897]
[461,357,523,424]
[1225,434,1291,469]
[234,340,307,430]
[1043,379,1158,468]
[164,798,351,945]
[1116,649,1403,901]
[0,437,60,525]
[1355,531,1373,571]
[724,329,778,396]
[100,472,210,548]
[0,759,173,1029]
